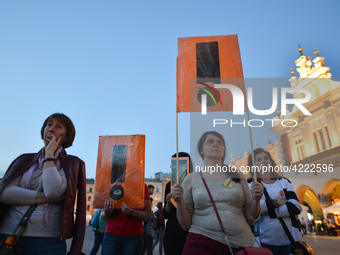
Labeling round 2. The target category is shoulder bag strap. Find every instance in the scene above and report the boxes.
[199,171,234,255]
[2,204,38,248]
[262,187,297,247]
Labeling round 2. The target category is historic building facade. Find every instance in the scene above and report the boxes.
[272,47,340,218]
[86,178,95,213]
[232,47,340,219]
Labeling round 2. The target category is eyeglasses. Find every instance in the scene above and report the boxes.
[204,139,224,146]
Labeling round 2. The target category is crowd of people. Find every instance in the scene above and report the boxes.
[0,115,316,255]
[315,217,340,236]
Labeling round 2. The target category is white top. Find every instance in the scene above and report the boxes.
[248,178,302,246]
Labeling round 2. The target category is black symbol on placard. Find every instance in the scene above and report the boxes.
[110,185,124,200]
[196,41,221,81]
[111,145,127,183]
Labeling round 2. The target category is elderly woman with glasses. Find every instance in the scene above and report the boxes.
[172,131,263,255]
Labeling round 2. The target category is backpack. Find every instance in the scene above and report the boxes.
[91,209,102,231]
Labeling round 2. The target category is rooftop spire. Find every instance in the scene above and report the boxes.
[298,44,303,56]
[314,47,319,57]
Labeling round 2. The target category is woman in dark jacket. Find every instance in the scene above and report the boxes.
[162,152,192,255]
[0,113,86,255]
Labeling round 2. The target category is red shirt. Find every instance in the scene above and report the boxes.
[106,184,151,236]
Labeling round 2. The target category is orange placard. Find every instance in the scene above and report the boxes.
[93,135,145,209]
[176,35,246,113]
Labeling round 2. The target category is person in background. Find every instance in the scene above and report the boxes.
[90,209,107,255]
[312,219,316,233]
[147,185,155,210]
[101,184,152,255]
[316,218,322,235]
[327,218,337,236]
[321,218,328,235]
[140,185,156,254]
[162,152,191,255]
[172,131,262,255]
[153,202,165,255]
[0,113,86,255]
[148,185,155,198]
[248,148,302,255]
[300,217,307,235]
[307,218,313,233]
[141,198,156,255]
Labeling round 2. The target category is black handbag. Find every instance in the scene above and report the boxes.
[262,188,316,255]
[0,205,37,255]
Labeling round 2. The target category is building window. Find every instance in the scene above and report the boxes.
[89,187,93,193]
[87,205,90,211]
[319,129,327,150]
[156,187,160,193]
[325,126,332,148]
[88,196,92,201]
[294,138,305,161]
[313,131,320,153]
[313,126,331,153]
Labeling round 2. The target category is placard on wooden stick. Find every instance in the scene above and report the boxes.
[170,157,189,207]
[93,135,145,209]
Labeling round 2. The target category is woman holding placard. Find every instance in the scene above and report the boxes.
[163,152,192,255]
[100,186,152,255]
[172,131,263,255]
[247,148,302,255]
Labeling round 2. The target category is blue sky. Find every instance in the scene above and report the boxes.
[1,0,339,179]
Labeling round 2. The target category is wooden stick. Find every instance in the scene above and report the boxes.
[246,107,257,182]
[176,111,179,184]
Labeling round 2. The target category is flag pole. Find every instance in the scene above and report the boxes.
[246,101,257,182]
[176,111,179,184]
